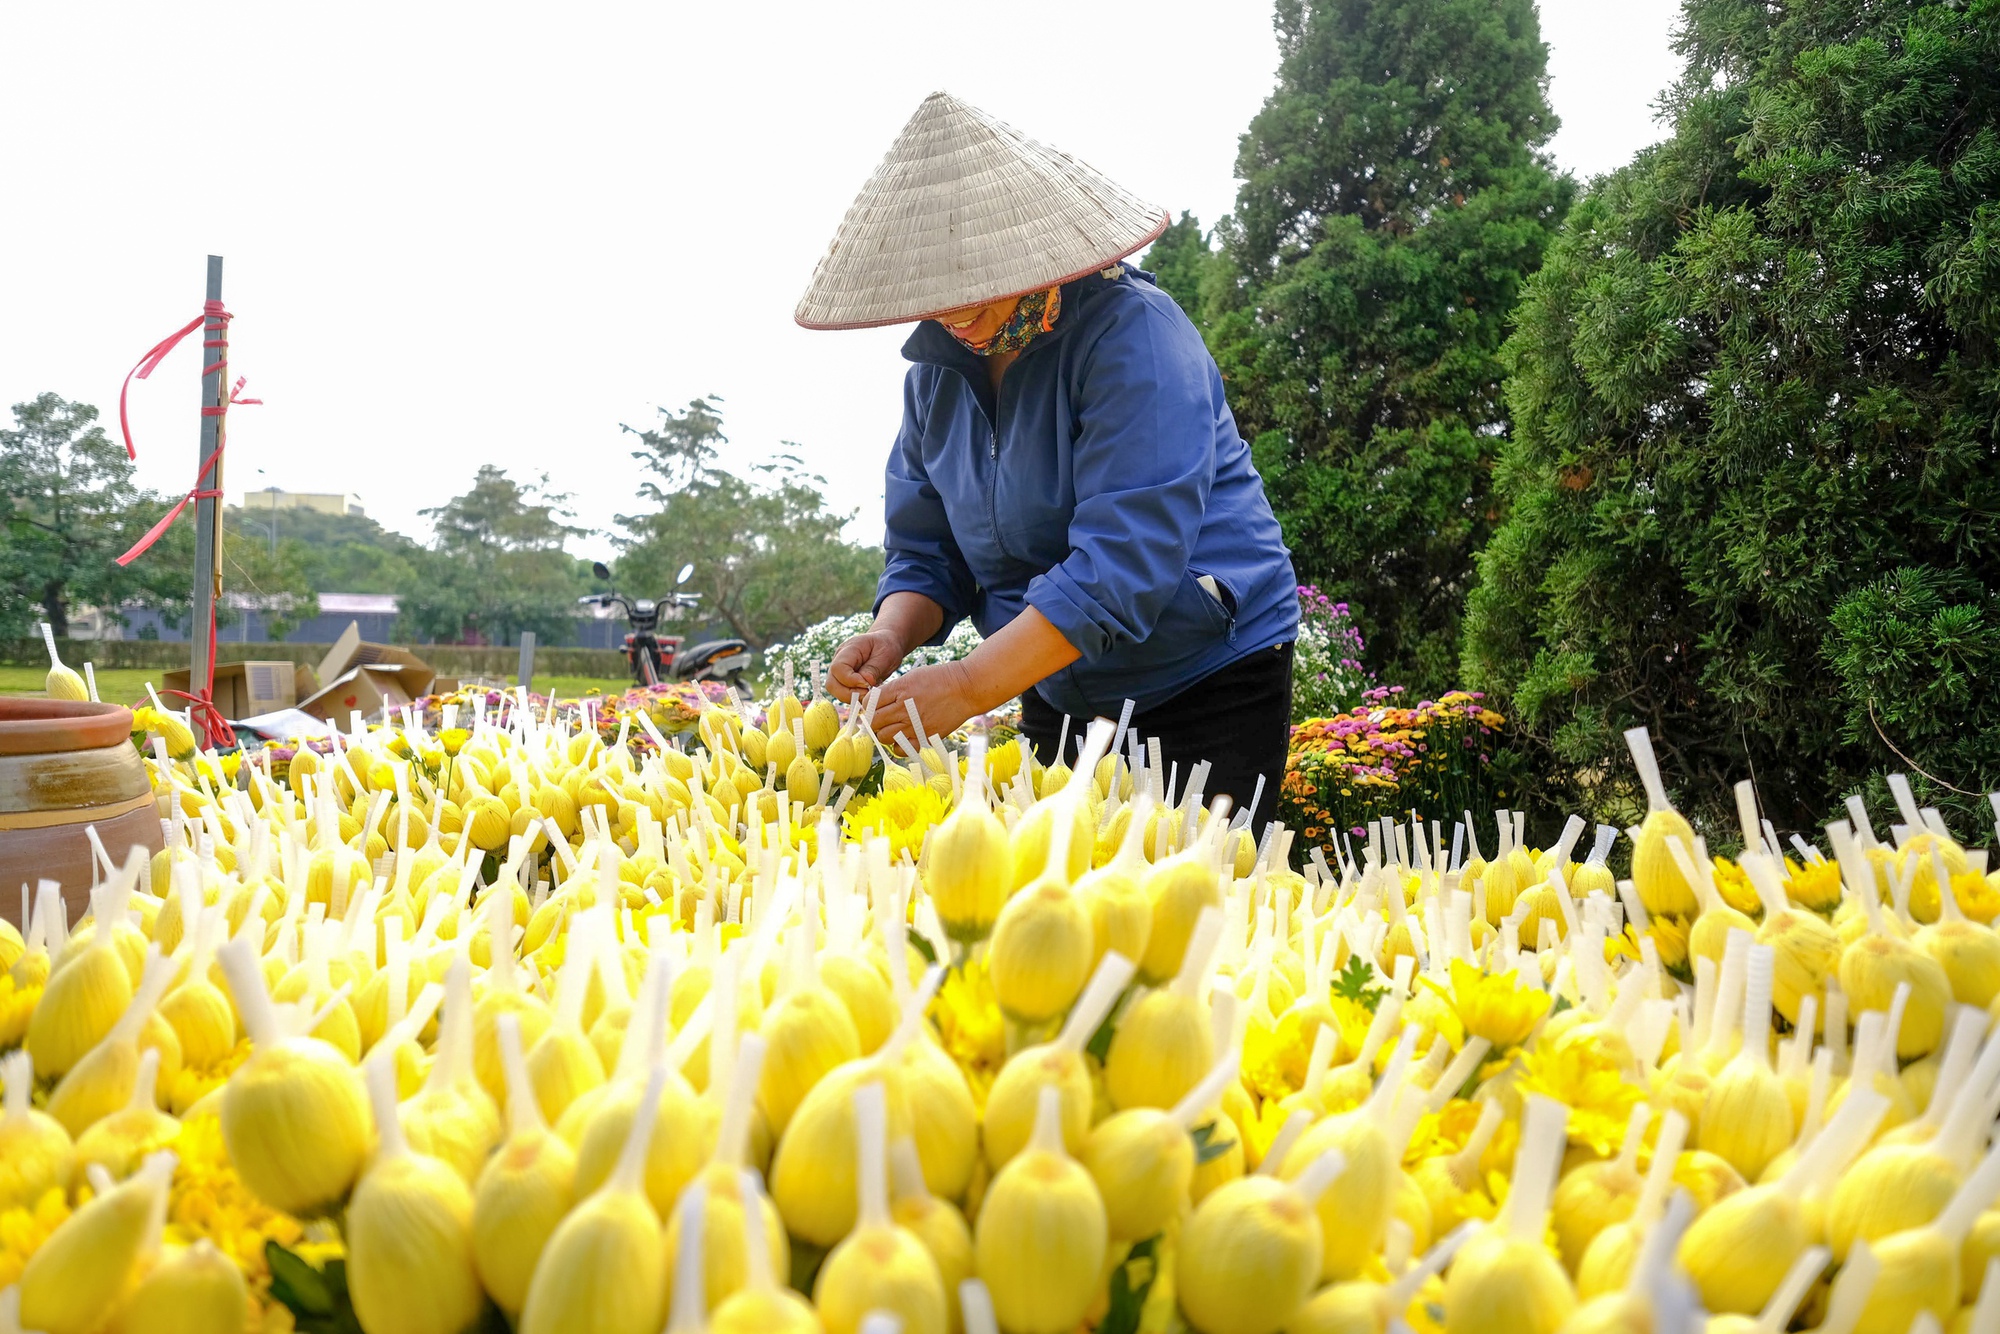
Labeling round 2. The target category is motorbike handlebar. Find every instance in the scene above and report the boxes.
[581,590,699,612]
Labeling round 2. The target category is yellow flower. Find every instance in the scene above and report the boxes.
[167,1114,312,1315]
[1136,1221,1183,1334]
[1420,959,1552,1052]
[930,960,1006,1108]
[1957,870,2000,924]
[0,1188,71,1288]
[1404,1097,1488,1167]
[0,976,41,1047]
[168,1041,252,1115]
[1710,856,1763,916]
[1401,986,1467,1055]
[985,736,1026,790]
[438,728,471,757]
[1784,857,1843,913]
[1330,995,1381,1065]
[844,785,949,865]
[1517,1026,1646,1156]
[1648,915,1691,980]
[132,705,199,761]
[1240,1014,1295,1104]
[1243,1095,1300,1165]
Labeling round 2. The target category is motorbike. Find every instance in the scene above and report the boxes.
[580,561,753,694]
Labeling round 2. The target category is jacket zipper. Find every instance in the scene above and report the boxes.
[985,415,1004,556]
[952,355,1028,560]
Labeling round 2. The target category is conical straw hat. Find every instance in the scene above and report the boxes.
[795,91,1169,330]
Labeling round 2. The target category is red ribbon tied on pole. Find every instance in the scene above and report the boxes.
[114,299,261,749]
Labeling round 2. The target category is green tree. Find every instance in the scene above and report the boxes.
[397,466,590,645]
[1464,0,2000,836]
[0,394,186,637]
[227,503,422,595]
[615,398,880,649]
[1144,212,1228,322]
[1206,0,1573,688]
[139,518,322,642]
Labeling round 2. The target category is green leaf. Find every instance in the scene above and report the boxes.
[1331,954,1390,1012]
[264,1242,364,1334]
[1190,1118,1238,1165]
[907,931,938,966]
[1099,1235,1161,1334]
[790,1237,829,1293]
[1084,986,1130,1064]
[265,1242,333,1317]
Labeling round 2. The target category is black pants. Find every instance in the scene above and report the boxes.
[1019,642,1293,826]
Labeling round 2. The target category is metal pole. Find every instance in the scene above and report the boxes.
[517,631,537,697]
[189,256,224,698]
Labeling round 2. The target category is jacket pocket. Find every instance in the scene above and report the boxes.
[1190,569,1237,639]
[1157,568,1231,642]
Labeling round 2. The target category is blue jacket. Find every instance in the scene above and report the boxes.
[878,264,1299,718]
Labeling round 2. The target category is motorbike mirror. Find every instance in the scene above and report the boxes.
[676,563,695,586]
[592,561,612,581]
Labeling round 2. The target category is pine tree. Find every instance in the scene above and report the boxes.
[1211,0,1573,688]
[1143,212,1225,322]
[1464,0,2000,835]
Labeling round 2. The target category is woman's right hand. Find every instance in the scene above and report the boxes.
[827,629,908,701]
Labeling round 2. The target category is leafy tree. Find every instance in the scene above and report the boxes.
[138,518,322,642]
[1464,0,2000,836]
[397,466,591,645]
[1144,212,1229,322]
[1202,0,1573,689]
[0,394,188,637]
[615,398,880,649]
[227,503,422,595]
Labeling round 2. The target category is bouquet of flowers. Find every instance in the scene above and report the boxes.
[1290,585,1373,720]
[1279,688,1509,854]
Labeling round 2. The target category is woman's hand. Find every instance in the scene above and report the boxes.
[827,629,909,702]
[869,660,981,748]
[828,592,945,701]
[867,608,1083,749]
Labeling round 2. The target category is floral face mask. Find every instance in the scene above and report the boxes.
[946,285,1062,356]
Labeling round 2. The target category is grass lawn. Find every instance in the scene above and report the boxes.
[0,664,636,708]
[0,665,161,707]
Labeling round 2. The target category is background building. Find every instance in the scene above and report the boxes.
[238,488,366,517]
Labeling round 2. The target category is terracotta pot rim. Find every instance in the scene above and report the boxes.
[0,699,138,755]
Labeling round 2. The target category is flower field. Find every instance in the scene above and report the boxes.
[1,679,1998,1333]
[1280,689,1510,855]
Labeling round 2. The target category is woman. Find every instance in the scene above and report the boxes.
[799,91,1299,815]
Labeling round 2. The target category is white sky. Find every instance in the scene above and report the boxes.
[1,0,1682,565]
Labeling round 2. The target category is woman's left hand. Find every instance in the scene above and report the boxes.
[868,660,982,750]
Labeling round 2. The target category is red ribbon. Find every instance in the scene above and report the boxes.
[115,299,261,750]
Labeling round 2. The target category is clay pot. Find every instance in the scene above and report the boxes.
[0,699,163,926]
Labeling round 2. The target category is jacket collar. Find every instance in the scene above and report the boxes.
[898,264,1145,372]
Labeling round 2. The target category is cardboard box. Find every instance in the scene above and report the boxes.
[300,663,418,721]
[297,622,438,721]
[312,622,437,698]
[162,660,314,721]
